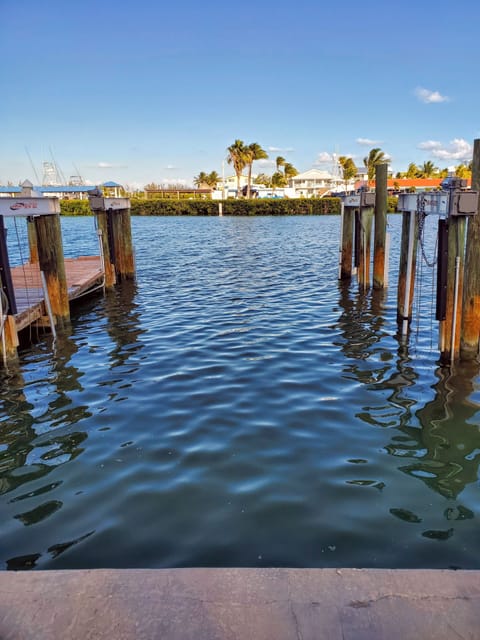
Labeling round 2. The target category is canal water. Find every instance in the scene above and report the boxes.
[1,214,479,571]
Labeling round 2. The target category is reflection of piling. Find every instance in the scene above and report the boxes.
[34,214,70,329]
[461,139,480,360]
[373,164,388,289]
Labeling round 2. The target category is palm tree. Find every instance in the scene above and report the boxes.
[206,171,220,189]
[363,148,387,182]
[338,156,357,190]
[419,161,438,178]
[245,142,268,198]
[283,162,298,185]
[276,156,285,173]
[194,171,210,188]
[227,139,248,197]
[406,163,419,178]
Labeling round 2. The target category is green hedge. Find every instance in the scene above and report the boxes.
[59,196,397,216]
[130,197,341,216]
[60,200,92,215]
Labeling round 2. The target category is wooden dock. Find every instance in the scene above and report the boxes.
[11,256,103,332]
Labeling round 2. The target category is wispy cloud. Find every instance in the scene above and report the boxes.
[86,161,128,169]
[268,146,294,153]
[165,165,178,170]
[419,138,472,161]
[414,87,449,103]
[356,138,382,146]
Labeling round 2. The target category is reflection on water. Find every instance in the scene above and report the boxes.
[0,215,480,570]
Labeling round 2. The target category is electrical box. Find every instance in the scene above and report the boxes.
[361,192,376,207]
[450,191,479,216]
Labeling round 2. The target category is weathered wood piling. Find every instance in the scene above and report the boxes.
[340,147,480,365]
[373,163,388,289]
[460,139,480,360]
[339,191,376,286]
[88,196,135,283]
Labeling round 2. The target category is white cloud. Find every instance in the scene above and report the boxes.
[418,138,472,161]
[417,140,442,150]
[257,158,275,166]
[356,138,382,146]
[268,146,294,152]
[86,161,127,169]
[315,151,333,164]
[414,87,449,103]
[165,165,178,170]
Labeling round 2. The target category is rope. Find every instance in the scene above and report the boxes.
[13,217,36,341]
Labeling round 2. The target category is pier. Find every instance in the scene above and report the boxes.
[0,185,134,363]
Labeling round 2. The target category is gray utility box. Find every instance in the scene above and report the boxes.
[450,191,479,216]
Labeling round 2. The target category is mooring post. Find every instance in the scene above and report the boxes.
[397,210,418,334]
[27,217,39,263]
[34,213,70,329]
[358,204,373,289]
[0,215,19,361]
[373,163,388,289]
[440,216,467,364]
[460,139,480,360]
[340,205,354,280]
[89,196,134,282]
[94,208,116,288]
[111,205,135,281]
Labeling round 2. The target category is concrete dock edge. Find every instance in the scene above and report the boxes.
[0,568,479,639]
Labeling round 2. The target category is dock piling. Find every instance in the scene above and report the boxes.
[373,163,388,289]
[89,196,135,283]
[460,139,480,360]
[34,213,70,329]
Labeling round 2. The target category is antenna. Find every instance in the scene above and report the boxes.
[24,146,41,184]
[49,146,67,184]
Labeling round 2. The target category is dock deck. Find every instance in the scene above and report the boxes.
[11,256,103,331]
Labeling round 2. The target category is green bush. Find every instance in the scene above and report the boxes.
[388,196,399,213]
[60,200,92,216]
[130,197,341,216]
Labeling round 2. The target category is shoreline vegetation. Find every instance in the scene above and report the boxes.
[60,197,399,216]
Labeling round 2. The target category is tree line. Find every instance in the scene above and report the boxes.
[168,145,474,196]
[194,140,298,197]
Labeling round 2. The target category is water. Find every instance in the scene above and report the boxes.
[1,214,480,571]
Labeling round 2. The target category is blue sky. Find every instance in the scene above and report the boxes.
[1,0,479,189]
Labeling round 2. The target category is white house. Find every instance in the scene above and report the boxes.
[288,169,347,197]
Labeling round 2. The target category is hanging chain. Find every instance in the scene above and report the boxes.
[417,195,437,268]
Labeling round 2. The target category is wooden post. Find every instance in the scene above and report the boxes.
[440,217,466,364]
[358,206,373,289]
[0,215,19,361]
[111,207,135,281]
[95,210,116,288]
[340,206,354,280]
[373,163,388,289]
[27,217,39,263]
[397,211,418,333]
[461,139,480,360]
[34,213,70,329]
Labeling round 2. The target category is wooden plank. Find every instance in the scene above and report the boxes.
[11,255,103,330]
